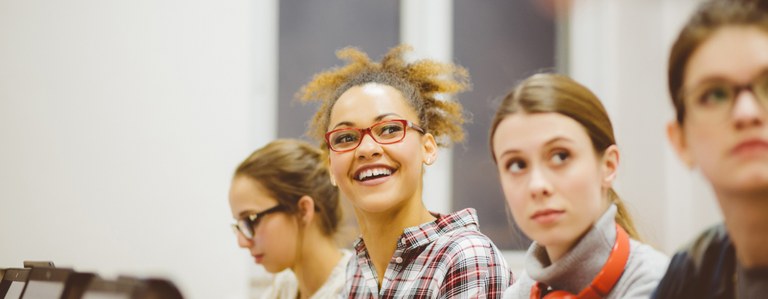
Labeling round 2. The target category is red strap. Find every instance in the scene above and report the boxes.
[529,224,631,299]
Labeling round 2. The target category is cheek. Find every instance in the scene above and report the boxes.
[567,167,607,218]
[388,139,420,164]
[258,217,297,248]
[685,119,721,145]
[329,153,350,178]
[499,176,527,215]
[687,128,721,163]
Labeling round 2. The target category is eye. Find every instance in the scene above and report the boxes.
[698,84,732,106]
[506,159,527,173]
[245,214,262,228]
[332,131,359,145]
[376,123,404,138]
[550,150,569,165]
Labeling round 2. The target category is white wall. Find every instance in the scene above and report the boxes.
[568,0,722,254]
[0,0,277,298]
[400,0,454,214]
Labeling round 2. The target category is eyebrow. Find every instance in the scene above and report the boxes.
[331,113,402,129]
[688,75,733,90]
[689,68,768,90]
[497,136,575,159]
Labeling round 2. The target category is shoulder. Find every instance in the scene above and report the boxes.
[314,249,354,298]
[433,226,508,269]
[651,223,735,299]
[259,270,297,299]
[628,240,671,275]
[503,271,533,299]
[434,209,501,252]
[433,224,513,297]
[611,240,670,298]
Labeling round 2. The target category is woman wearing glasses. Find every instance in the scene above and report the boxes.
[490,73,669,299]
[228,139,352,299]
[298,45,512,297]
[653,0,768,298]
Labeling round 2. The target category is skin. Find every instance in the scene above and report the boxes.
[327,82,437,285]
[667,26,768,267]
[493,112,618,262]
[228,176,341,298]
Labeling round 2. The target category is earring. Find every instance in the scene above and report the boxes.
[425,157,433,165]
[330,175,337,186]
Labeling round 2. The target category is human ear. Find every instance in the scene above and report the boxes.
[296,195,316,225]
[600,144,620,188]
[666,121,695,168]
[422,133,438,165]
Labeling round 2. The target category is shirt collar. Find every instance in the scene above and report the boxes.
[352,208,481,252]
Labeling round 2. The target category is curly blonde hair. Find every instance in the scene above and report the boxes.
[298,45,471,148]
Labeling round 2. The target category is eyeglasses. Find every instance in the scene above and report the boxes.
[231,205,287,239]
[324,119,426,152]
[681,70,768,121]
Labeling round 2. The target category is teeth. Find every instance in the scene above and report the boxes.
[358,168,392,181]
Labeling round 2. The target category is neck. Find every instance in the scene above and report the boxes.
[355,191,436,286]
[546,243,573,263]
[291,227,342,299]
[545,204,610,263]
[717,188,768,268]
[527,204,618,294]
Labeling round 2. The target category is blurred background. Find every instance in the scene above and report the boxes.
[0,0,721,298]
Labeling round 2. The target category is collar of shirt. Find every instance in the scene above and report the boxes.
[352,208,480,253]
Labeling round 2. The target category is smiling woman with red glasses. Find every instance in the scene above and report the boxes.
[228,139,351,299]
[298,45,512,298]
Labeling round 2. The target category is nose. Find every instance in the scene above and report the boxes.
[528,167,553,200]
[236,231,253,249]
[356,132,383,160]
[731,90,765,130]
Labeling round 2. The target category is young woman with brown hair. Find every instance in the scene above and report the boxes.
[490,73,669,299]
[654,0,768,297]
[228,139,350,299]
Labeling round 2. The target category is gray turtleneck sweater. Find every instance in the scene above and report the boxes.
[504,204,670,299]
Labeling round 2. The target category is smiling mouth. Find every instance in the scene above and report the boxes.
[355,167,396,182]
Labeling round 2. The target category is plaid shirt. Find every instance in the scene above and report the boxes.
[341,208,513,298]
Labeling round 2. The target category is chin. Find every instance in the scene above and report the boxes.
[716,168,768,194]
[351,193,406,214]
[355,198,399,213]
[263,263,289,274]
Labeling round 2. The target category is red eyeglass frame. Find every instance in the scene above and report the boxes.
[324,119,425,153]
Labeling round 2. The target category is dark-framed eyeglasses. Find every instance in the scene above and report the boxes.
[231,205,288,239]
[681,70,768,121]
[324,119,426,152]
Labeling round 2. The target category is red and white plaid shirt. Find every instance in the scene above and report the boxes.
[341,208,513,298]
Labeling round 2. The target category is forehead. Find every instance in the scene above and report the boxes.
[493,112,591,153]
[329,83,418,128]
[229,176,280,216]
[685,26,768,88]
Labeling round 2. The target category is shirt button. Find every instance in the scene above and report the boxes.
[395,257,403,264]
